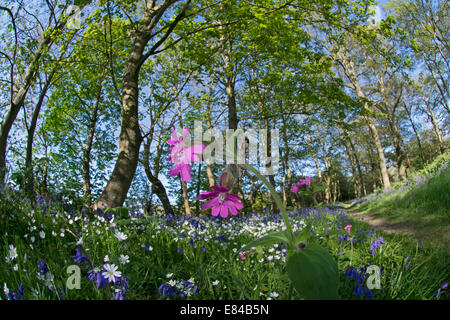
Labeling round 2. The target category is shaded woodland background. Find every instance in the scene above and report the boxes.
[0,0,448,215]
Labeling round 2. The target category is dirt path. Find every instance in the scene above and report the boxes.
[347,210,417,235]
[345,209,450,252]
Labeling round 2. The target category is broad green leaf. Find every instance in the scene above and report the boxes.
[287,243,340,300]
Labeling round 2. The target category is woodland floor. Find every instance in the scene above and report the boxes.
[343,205,450,255]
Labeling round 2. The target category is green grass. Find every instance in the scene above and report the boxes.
[1,187,448,300]
[349,152,450,248]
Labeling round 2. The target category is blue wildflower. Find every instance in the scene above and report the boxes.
[364,287,374,299]
[345,267,358,280]
[18,283,25,300]
[436,283,448,299]
[369,237,385,256]
[37,260,48,275]
[353,284,363,297]
[72,248,92,268]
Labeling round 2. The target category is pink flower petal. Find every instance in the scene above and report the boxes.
[226,193,241,202]
[198,191,219,200]
[219,205,229,218]
[168,164,182,177]
[211,205,220,217]
[232,199,243,210]
[201,197,219,210]
[229,205,238,216]
[180,164,192,182]
[210,186,229,193]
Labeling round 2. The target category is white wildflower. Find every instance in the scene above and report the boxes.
[114,230,128,241]
[119,254,130,265]
[102,264,121,283]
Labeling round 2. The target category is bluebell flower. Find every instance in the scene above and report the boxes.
[345,267,358,280]
[436,283,448,299]
[201,246,206,252]
[369,237,385,256]
[37,260,48,275]
[193,285,198,294]
[96,271,108,290]
[18,283,25,299]
[8,291,19,300]
[189,238,194,247]
[72,248,92,268]
[353,284,363,297]
[114,290,126,300]
[57,288,66,300]
[364,287,374,299]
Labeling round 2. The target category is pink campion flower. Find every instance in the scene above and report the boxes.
[299,177,311,187]
[167,128,204,182]
[344,225,352,235]
[291,183,299,193]
[240,251,246,260]
[198,186,243,218]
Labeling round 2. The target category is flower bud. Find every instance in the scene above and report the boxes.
[219,164,239,190]
[298,242,306,249]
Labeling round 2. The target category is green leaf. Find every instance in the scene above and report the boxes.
[239,231,289,252]
[313,185,328,193]
[116,219,132,226]
[295,223,311,243]
[287,243,340,300]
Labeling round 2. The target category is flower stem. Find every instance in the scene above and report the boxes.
[240,164,295,244]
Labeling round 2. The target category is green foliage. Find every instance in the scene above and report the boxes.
[287,244,340,300]
[355,151,450,246]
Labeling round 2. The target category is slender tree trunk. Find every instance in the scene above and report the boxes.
[404,103,426,165]
[345,142,359,198]
[281,118,292,206]
[365,117,391,189]
[335,50,390,189]
[205,89,216,187]
[306,135,322,179]
[82,90,102,202]
[25,70,55,194]
[324,158,332,203]
[0,31,56,183]
[219,25,238,131]
[425,100,446,154]
[390,119,408,181]
[142,140,173,215]
[264,118,277,212]
[348,138,366,196]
